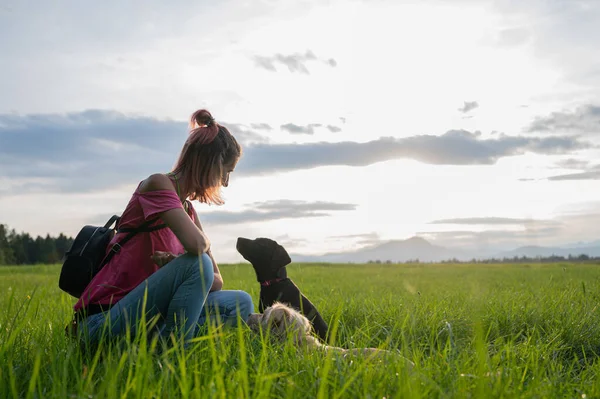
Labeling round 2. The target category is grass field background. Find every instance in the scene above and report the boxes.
[2,261,600,398]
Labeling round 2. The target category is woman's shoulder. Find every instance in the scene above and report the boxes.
[138,173,175,194]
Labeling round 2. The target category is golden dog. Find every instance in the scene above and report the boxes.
[247,302,412,363]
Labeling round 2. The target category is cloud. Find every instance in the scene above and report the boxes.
[528,104,600,135]
[330,232,380,240]
[252,50,337,74]
[237,129,591,175]
[271,234,310,250]
[252,199,355,212]
[457,101,479,113]
[0,110,268,194]
[554,158,590,170]
[201,200,356,225]
[279,123,341,134]
[419,227,563,252]
[280,123,322,135]
[429,217,552,225]
[1,110,592,194]
[328,232,381,246]
[225,123,271,144]
[546,168,600,181]
[253,56,278,72]
[419,210,600,254]
[423,217,563,251]
[494,27,531,47]
[527,163,600,181]
[250,123,273,131]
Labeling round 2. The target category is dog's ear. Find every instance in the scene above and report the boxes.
[269,307,289,333]
[270,243,292,269]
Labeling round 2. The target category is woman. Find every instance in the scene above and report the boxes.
[73,109,254,346]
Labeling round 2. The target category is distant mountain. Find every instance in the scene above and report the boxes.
[290,236,600,263]
[563,240,600,249]
[496,245,600,259]
[291,236,470,263]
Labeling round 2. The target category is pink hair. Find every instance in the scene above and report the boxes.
[188,109,219,144]
[172,109,241,205]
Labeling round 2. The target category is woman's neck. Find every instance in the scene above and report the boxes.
[168,171,190,203]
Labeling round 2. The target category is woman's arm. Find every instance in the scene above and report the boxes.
[190,201,223,292]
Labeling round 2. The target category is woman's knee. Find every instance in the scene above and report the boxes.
[198,253,214,289]
[178,252,214,288]
[235,291,254,320]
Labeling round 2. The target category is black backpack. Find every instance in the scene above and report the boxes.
[58,215,166,298]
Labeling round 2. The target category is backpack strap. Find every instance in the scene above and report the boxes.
[98,217,167,268]
[103,215,120,229]
[118,223,167,233]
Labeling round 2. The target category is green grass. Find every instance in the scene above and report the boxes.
[2,262,600,398]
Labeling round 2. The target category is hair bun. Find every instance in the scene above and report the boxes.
[190,109,216,128]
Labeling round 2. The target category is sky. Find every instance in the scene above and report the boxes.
[1,0,599,262]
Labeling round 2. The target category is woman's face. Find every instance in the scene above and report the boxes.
[221,158,237,187]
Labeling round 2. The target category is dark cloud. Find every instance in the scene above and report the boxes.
[236,129,591,176]
[225,123,271,144]
[0,110,268,194]
[252,50,337,74]
[252,199,355,212]
[326,125,342,133]
[429,217,550,225]
[280,123,322,135]
[0,110,185,193]
[201,200,356,225]
[528,104,600,135]
[457,101,479,113]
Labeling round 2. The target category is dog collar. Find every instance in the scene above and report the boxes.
[260,278,284,287]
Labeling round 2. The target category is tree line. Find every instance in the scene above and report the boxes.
[367,254,599,264]
[0,224,73,265]
[2,221,598,266]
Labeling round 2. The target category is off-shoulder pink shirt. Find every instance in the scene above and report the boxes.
[74,183,195,311]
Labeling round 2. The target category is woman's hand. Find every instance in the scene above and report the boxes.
[151,251,177,268]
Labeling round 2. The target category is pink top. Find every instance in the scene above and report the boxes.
[74,182,195,311]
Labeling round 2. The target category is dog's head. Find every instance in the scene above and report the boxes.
[236,237,291,281]
[247,302,312,343]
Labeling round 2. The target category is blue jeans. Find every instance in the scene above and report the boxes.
[80,253,254,346]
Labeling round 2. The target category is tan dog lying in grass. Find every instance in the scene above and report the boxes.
[247,302,413,364]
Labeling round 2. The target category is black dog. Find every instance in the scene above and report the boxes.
[236,237,329,342]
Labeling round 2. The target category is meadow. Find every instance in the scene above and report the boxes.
[1,261,600,398]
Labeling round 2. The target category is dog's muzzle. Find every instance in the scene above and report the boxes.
[236,237,252,253]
